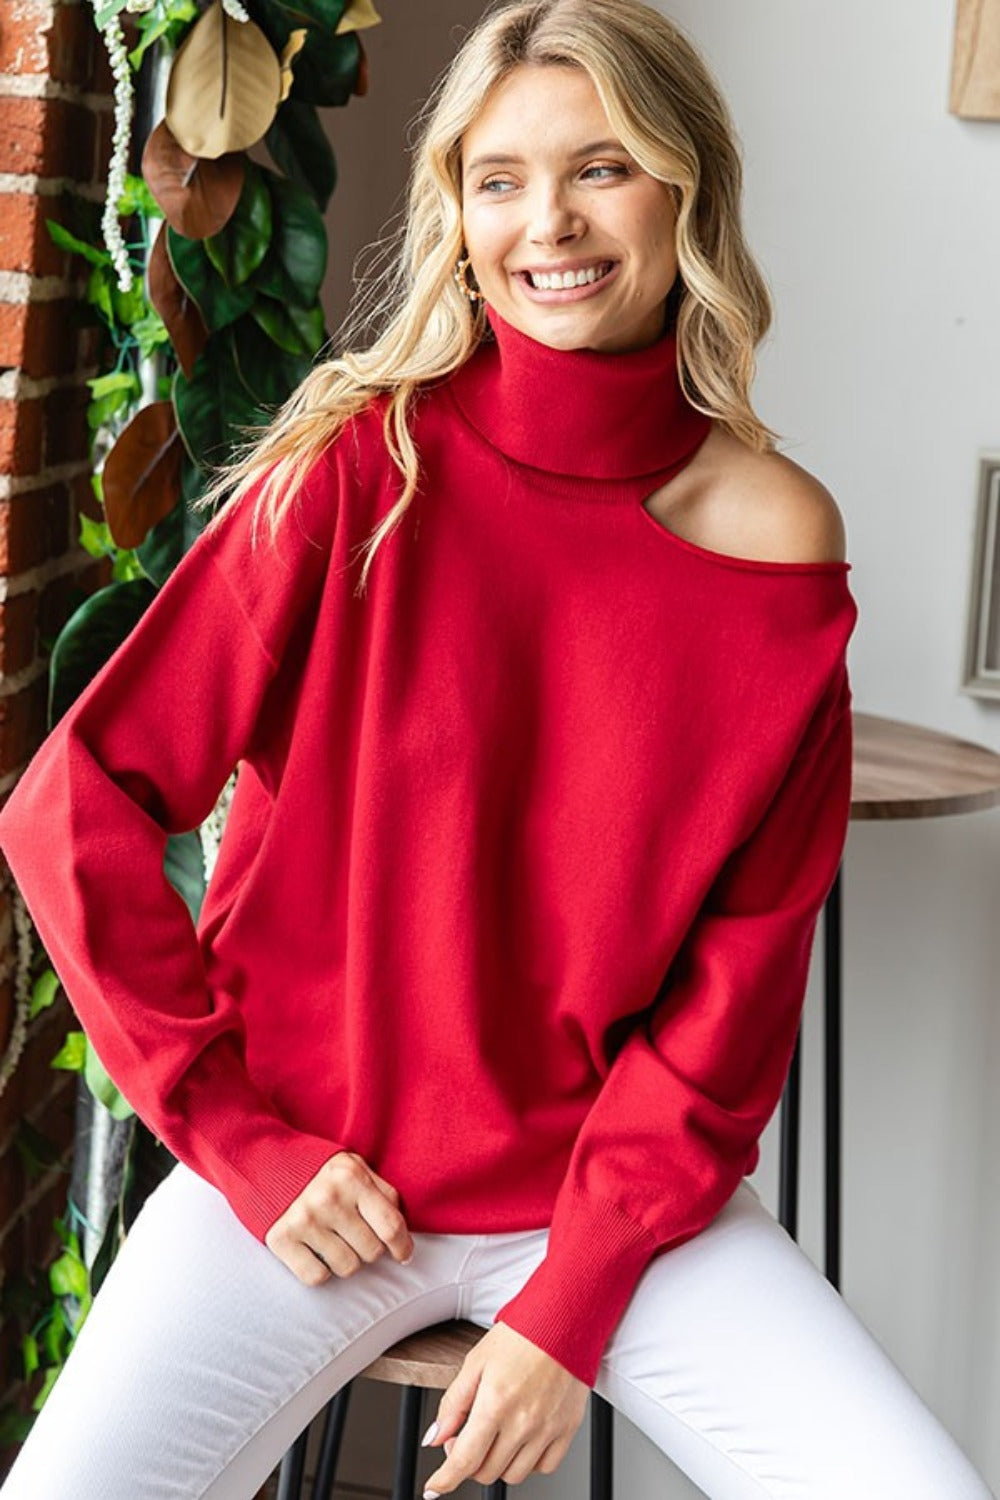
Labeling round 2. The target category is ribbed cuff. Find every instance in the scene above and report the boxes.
[216,1127,348,1242]
[164,1044,348,1242]
[492,1188,658,1388]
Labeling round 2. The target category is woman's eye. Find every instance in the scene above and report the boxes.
[477,163,630,194]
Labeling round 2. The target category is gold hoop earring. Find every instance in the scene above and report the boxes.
[453,254,483,302]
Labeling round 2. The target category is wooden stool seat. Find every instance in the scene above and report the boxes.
[362,1317,486,1388]
[275,1317,614,1500]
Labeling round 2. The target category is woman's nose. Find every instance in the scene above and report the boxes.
[526,184,585,246]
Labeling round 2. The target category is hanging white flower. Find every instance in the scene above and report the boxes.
[91,3,136,293]
[0,880,39,1099]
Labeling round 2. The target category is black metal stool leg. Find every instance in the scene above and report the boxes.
[590,1390,614,1500]
[823,863,843,1290]
[275,1424,310,1500]
[312,1382,353,1500]
[391,1383,425,1500]
[778,1022,802,1239]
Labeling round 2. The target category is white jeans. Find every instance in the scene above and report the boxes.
[1,1160,993,1500]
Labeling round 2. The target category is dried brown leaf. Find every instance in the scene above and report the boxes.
[166,0,283,159]
[147,224,207,379]
[142,119,245,238]
[103,403,184,551]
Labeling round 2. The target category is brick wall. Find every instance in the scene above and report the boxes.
[0,0,115,1410]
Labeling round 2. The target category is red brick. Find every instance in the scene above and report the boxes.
[0,488,71,573]
[38,554,108,640]
[78,319,105,368]
[0,592,40,678]
[89,23,117,95]
[0,304,29,375]
[41,384,89,467]
[0,0,52,76]
[48,3,98,88]
[0,675,48,776]
[95,108,114,188]
[0,302,81,380]
[0,98,51,176]
[0,399,44,477]
[70,470,102,528]
[0,98,95,181]
[0,195,36,275]
[0,192,102,284]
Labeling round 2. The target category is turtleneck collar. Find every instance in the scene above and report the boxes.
[445,301,713,481]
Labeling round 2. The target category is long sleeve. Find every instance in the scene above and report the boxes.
[0,450,347,1241]
[493,660,856,1387]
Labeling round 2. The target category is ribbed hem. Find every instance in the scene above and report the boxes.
[492,1188,658,1388]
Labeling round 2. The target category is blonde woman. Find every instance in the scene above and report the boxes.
[0,2,993,1497]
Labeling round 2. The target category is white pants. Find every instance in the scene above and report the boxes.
[1,1161,993,1500]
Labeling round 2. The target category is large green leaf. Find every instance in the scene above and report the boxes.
[250,169,327,308]
[250,0,360,105]
[45,220,110,268]
[203,160,273,289]
[264,97,337,212]
[50,1031,87,1072]
[292,28,360,107]
[250,295,325,357]
[252,0,348,48]
[230,318,315,407]
[166,227,255,331]
[173,342,269,471]
[271,0,349,28]
[165,828,209,925]
[136,462,209,588]
[49,1249,88,1302]
[48,577,157,729]
[84,1038,135,1121]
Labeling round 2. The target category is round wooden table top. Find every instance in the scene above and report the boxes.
[852,711,1000,820]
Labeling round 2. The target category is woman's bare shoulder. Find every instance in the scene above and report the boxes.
[645,424,847,566]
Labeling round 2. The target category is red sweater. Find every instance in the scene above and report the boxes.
[0,304,858,1387]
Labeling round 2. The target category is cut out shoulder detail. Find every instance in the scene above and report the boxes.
[641,430,849,568]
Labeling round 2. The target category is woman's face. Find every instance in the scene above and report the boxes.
[460,63,680,354]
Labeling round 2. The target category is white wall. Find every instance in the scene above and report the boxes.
[319,2,1000,1494]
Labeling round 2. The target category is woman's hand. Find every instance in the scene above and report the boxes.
[420,1322,589,1494]
[264,1151,414,1282]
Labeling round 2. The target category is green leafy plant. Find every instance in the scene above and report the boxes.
[0,0,377,1459]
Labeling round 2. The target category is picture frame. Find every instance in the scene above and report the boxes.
[950,0,1000,120]
[961,453,1000,698]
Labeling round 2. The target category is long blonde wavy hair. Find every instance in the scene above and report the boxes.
[190,0,779,596]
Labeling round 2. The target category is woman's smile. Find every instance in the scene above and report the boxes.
[513,258,621,301]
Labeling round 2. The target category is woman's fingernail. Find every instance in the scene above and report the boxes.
[420,1420,438,1446]
[423,1491,441,1499]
